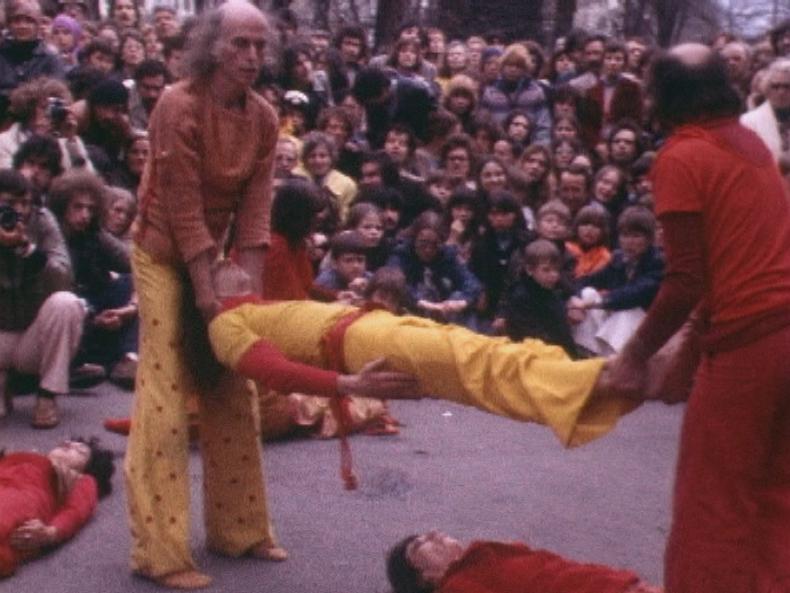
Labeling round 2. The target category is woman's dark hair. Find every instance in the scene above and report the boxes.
[271,179,323,245]
[386,535,433,593]
[280,42,314,88]
[648,48,742,132]
[388,38,423,73]
[360,150,401,187]
[76,436,116,499]
[356,184,404,212]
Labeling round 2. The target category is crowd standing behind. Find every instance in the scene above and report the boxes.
[0,0,788,434]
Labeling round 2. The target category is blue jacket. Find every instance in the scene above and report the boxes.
[576,245,664,311]
[387,242,481,311]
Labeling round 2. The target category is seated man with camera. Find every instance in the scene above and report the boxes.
[0,169,85,428]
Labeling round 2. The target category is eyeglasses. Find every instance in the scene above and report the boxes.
[770,83,790,91]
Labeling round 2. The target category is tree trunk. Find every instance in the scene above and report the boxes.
[554,0,576,41]
[654,0,685,47]
[312,0,331,29]
[374,0,410,52]
[437,0,473,40]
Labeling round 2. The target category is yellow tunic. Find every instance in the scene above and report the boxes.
[210,302,639,448]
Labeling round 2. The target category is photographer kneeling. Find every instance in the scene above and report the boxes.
[0,169,84,427]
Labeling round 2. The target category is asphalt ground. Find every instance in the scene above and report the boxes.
[0,381,684,593]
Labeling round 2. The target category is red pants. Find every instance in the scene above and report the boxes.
[665,324,790,593]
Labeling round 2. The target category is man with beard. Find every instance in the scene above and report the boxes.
[128,60,168,131]
[79,79,133,180]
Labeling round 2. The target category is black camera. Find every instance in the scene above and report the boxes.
[47,97,69,128]
[0,203,19,231]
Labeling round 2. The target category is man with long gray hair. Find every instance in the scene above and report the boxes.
[124,2,285,588]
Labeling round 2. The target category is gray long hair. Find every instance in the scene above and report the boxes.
[183,7,225,81]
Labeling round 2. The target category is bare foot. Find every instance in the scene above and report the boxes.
[248,543,289,561]
[155,570,213,589]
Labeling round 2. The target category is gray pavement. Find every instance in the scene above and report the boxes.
[1,381,684,593]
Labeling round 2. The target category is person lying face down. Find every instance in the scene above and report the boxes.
[386,531,663,593]
[207,260,641,448]
[0,438,115,577]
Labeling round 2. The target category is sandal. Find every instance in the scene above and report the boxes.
[31,397,60,429]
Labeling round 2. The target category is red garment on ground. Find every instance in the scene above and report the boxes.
[262,233,314,300]
[439,541,641,593]
[0,452,97,577]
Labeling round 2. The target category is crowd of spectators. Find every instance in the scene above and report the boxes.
[0,0,789,430]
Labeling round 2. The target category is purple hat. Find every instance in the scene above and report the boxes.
[52,14,82,43]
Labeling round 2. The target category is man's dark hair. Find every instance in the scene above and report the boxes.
[648,48,742,132]
[0,168,31,196]
[13,135,64,178]
[334,24,368,58]
[387,535,432,593]
[330,229,367,259]
[80,38,115,62]
[604,39,627,57]
[352,67,392,104]
[66,65,107,101]
[76,436,116,499]
[360,150,401,187]
[770,19,790,55]
[162,32,186,59]
[617,205,656,240]
[271,179,323,246]
[356,184,404,212]
[607,118,644,153]
[386,123,417,154]
[133,59,169,83]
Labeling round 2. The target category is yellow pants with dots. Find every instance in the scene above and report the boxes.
[124,247,277,578]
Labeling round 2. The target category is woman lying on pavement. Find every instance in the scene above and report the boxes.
[0,437,115,577]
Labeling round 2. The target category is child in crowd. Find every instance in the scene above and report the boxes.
[569,206,664,355]
[469,190,533,328]
[566,204,612,278]
[498,239,577,356]
[345,202,389,271]
[443,188,481,263]
[534,199,577,295]
[424,170,456,208]
[314,230,371,305]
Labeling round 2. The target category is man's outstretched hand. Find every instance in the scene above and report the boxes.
[338,358,422,400]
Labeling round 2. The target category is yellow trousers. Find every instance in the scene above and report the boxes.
[124,247,277,578]
[210,302,638,449]
[343,311,635,447]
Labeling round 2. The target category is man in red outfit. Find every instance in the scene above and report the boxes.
[608,44,790,593]
[386,531,661,593]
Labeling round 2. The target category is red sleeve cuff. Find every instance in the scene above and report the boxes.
[236,339,340,397]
